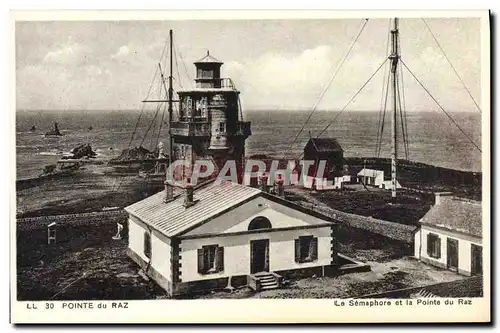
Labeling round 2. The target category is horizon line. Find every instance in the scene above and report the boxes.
[15,108,480,113]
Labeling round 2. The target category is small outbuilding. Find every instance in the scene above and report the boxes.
[303,138,344,179]
[357,168,384,187]
[413,193,482,276]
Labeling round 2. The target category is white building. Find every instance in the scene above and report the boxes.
[303,175,345,190]
[357,168,384,187]
[125,180,340,297]
[413,193,482,276]
[380,179,402,190]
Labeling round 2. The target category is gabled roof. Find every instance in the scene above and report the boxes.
[125,180,336,238]
[306,138,343,153]
[194,51,223,64]
[357,168,384,178]
[420,198,482,238]
[125,180,260,238]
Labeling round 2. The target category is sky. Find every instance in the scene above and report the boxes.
[15,17,482,112]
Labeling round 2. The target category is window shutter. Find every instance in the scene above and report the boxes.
[311,237,318,260]
[295,238,301,262]
[216,246,224,272]
[426,233,432,256]
[197,248,205,274]
[144,232,151,259]
[436,237,441,258]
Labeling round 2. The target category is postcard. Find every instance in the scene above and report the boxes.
[10,9,490,324]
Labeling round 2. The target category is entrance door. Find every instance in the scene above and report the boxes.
[447,238,459,271]
[471,244,482,275]
[250,239,269,274]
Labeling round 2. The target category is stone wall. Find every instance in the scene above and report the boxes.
[16,210,128,232]
[355,275,483,298]
[299,202,417,243]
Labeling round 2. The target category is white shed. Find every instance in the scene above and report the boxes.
[357,168,384,187]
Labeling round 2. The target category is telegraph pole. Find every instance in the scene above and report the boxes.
[389,18,400,199]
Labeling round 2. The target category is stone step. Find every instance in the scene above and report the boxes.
[260,279,277,286]
[259,276,275,282]
[261,283,279,290]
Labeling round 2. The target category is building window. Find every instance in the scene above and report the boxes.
[143,232,152,259]
[198,245,224,274]
[427,233,441,259]
[182,96,192,118]
[194,97,207,118]
[218,122,226,133]
[248,216,272,230]
[295,236,318,263]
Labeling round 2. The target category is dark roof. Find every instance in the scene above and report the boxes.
[194,51,223,64]
[420,198,482,238]
[306,138,343,153]
[125,180,336,238]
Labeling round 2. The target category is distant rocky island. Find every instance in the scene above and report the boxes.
[44,122,63,137]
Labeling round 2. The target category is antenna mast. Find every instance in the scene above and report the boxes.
[389,18,400,199]
[168,29,174,165]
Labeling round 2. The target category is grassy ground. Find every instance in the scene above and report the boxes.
[16,164,163,218]
[17,223,168,301]
[310,188,434,226]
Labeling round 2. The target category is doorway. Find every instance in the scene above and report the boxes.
[471,244,482,275]
[250,239,269,274]
[447,238,459,271]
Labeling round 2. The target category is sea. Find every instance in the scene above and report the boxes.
[15,109,482,180]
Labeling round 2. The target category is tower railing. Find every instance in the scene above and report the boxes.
[170,120,250,137]
[195,78,237,90]
[171,121,211,136]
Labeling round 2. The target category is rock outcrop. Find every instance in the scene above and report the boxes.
[62,144,97,160]
[109,146,157,165]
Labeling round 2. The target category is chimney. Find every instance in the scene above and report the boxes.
[434,192,453,206]
[184,180,196,208]
[164,180,174,203]
[259,174,269,193]
[276,178,285,198]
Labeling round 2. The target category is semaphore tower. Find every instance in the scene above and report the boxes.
[170,51,251,183]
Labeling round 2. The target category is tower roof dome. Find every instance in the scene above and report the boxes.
[194,50,223,64]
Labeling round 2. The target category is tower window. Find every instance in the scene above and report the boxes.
[219,122,226,133]
[197,69,214,79]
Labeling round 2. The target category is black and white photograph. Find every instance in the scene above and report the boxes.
[10,10,490,323]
